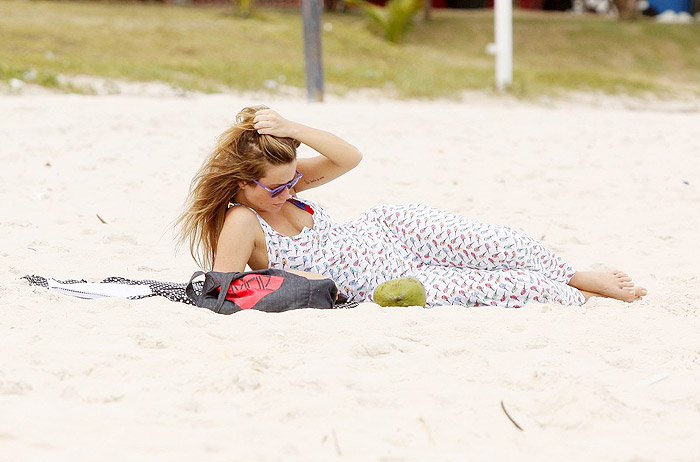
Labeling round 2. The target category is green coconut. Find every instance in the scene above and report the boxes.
[373,277,427,307]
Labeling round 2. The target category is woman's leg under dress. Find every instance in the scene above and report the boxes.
[411,265,585,308]
[374,203,576,282]
[370,203,585,307]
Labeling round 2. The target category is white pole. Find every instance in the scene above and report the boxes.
[494,0,513,90]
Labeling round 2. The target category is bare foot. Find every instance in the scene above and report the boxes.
[569,270,647,303]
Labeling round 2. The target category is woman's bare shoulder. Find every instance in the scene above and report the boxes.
[212,207,263,271]
[222,205,263,237]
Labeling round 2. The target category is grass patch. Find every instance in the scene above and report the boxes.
[0,0,698,98]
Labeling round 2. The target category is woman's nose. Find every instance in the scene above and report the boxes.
[278,187,292,200]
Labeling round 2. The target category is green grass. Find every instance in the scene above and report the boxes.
[0,0,698,98]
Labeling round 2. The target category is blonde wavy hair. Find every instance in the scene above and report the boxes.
[175,105,299,270]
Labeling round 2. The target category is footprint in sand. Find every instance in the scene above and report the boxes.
[0,381,33,395]
[103,233,138,245]
[129,333,167,350]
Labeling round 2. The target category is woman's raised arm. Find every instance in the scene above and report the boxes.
[253,108,362,192]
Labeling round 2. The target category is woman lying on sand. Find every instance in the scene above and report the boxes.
[177,106,647,308]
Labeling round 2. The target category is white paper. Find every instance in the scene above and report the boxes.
[47,279,153,299]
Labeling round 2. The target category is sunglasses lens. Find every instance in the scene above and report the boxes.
[268,172,301,198]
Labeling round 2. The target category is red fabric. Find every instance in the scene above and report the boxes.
[518,0,544,8]
[287,197,314,215]
[220,275,285,310]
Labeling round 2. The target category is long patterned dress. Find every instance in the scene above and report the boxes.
[228,197,585,308]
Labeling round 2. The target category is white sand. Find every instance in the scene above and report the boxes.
[1,90,698,461]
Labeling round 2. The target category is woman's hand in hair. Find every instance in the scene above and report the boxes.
[253,108,299,139]
[252,106,363,192]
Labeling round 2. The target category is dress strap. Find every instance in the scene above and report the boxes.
[227,200,270,228]
[227,195,260,213]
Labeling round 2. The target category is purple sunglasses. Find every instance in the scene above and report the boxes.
[253,170,303,198]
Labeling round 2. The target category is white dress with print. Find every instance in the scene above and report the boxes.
[229,197,585,308]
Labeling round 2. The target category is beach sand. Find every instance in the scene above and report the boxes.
[1,90,698,461]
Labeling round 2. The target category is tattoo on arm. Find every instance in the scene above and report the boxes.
[304,176,325,185]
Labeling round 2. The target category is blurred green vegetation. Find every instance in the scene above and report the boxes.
[346,0,425,43]
[0,0,698,98]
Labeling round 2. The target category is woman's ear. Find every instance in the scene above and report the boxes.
[238,180,251,190]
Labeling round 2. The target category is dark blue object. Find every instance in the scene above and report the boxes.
[648,0,693,13]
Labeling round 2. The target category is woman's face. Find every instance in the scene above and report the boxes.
[237,162,298,213]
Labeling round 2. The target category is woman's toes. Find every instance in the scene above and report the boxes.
[620,281,634,288]
[628,286,647,301]
[621,290,636,302]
